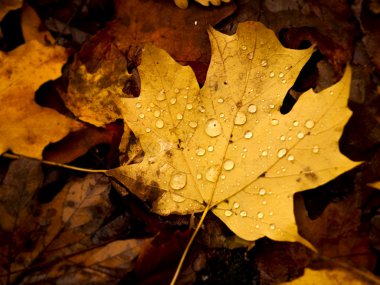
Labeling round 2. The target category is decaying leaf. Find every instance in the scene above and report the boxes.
[0,40,82,158]
[107,21,360,247]
[64,45,129,127]
[280,267,380,285]
[0,159,149,284]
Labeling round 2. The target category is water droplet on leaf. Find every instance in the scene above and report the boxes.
[156,89,166,101]
[305,120,315,129]
[206,166,219,182]
[223,159,235,171]
[196,148,206,156]
[244,131,253,139]
[234,112,247,125]
[277,148,287,158]
[224,210,233,217]
[257,212,264,219]
[170,172,187,190]
[248,104,257,113]
[205,119,222,137]
[156,119,164,129]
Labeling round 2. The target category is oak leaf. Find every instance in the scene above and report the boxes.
[107,21,360,246]
[0,40,82,158]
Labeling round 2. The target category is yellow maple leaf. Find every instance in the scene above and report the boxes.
[280,267,380,285]
[107,21,360,247]
[0,40,82,158]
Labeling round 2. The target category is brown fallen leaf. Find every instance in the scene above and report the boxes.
[21,2,54,44]
[63,42,130,127]
[0,40,82,158]
[109,0,236,82]
[295,192,377,271]
[107,21,359,247]
[0,159,150,284]
[43,121,123,165]
[0,0,22,22]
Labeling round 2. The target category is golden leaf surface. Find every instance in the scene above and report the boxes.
[280,268,380,285]
[0,40,82,158]
[107,22,360,245]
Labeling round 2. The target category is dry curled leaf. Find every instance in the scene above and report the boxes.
[107,21,359,247]
[0,40,82,158]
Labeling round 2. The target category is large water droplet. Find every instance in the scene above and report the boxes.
[305,120,315,129]
[206,166,219,182]
[233,202,240,209]
[223,159,235,171]
[240,211,247,217]
[259,188,266,196]
[205,119,222,137]
[277,148,287,158]
[170,172,187,190]
[189,121,198,128]
[156,119,164,129]
[224,210,233,217]
[171,193,186,203]
[196,148,206,156]
[248,104,257,113]
[257,212,264,219]
[156,89,166,101]
[234,112,247,125]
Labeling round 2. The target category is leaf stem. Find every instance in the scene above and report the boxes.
[1,153,108,173]
[170,205,211,285]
